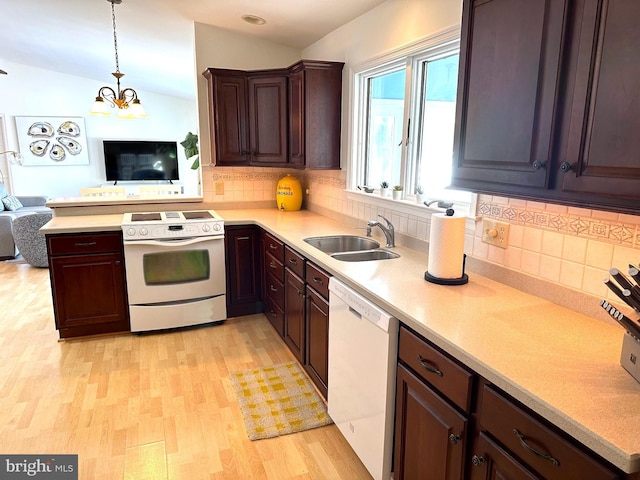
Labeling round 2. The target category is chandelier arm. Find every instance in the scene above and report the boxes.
[120,87,139,105]
[97,86,118,107]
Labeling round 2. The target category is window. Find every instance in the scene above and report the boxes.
[352,31,472,206]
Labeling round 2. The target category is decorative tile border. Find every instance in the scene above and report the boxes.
[478,200,639,248]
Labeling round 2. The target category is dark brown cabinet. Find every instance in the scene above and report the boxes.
[304,262,331,398]
[470,384,619,480]
[225,225,262,317]
[262,231,285,337]
[46,231,129,338]
[284,267,305,363]
[452,0,640,214]
[204,68,288,167]
[394,326,473,480]
[204,60,343,170]
[396,324,628,480]
[288,60,344,169]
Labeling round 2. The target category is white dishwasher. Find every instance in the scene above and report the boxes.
[328,277,399,480]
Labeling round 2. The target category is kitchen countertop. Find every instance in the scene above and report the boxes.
[40,208,640,473]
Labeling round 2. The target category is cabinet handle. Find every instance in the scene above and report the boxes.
[115,260,121,265]
[417,355,443,377]
[312,277,324,285]
[288,258,298,265]
[448,433,462,445]
[270,285,278,292]
[75,241,97,247]
[471,455,485,467]
[269,262,277,269]
[237,236,250,240]
[559,161,573,173]
[513,429,560,467]
[268,310,276,318]
[298,290,305,298]
[532,160,545,170]
[269,244,278,250]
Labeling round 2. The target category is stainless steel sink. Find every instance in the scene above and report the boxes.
[330,249,400,262]
[303,235,380,253]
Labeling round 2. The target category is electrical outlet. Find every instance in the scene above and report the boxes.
[215,181,224,195]
[482,219,510,248]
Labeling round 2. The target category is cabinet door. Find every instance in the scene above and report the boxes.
[284,268,305,363]
[394,364,468,480]
[452,0,568,192]
[469,432,540,480]
[557,1,640,208]
[248,76,288,166]
[225,226,262,317]
[209,72,249,166]
[50,252,129,337]
[305,286,328,398]
[288,69,305,168]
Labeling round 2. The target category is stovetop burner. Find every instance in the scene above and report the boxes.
[122,210,224,240]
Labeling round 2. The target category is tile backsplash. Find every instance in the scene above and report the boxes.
[202,165,640,307]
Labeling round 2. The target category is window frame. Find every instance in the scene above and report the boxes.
[346,26,474,214]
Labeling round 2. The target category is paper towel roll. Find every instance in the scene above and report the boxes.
[427,213,466,279]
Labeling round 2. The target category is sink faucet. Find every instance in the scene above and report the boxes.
[367,215,395,247]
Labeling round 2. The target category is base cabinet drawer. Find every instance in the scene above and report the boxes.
[476,385,619,480]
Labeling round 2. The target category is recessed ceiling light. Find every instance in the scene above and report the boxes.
[241,14,266,26]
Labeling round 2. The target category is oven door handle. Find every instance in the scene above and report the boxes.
[125,236,223,248]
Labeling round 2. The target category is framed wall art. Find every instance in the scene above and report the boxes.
[15,116,89,166]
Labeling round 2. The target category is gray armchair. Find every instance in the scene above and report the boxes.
[12,212,53,267]
[0,182,50,259]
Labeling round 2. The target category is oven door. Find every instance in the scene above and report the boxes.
[124,235,225,305]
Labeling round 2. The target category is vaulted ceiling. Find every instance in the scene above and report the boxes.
[0,0,385,99]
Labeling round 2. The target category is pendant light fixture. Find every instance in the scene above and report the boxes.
[90,0,146,118]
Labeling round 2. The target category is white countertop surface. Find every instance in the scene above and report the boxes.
[41,208,640,473]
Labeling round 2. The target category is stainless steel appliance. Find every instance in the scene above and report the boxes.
[327,277,398,480]
[121,210,226,332]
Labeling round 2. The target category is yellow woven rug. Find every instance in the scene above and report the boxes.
[229,361,332,440]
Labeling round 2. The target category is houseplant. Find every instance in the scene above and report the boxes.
[380,181,390,197]
[415,185,426,204]
[392,185,403,200]
[180,131,200,170]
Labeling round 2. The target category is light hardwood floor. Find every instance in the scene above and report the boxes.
[0,260,373,479]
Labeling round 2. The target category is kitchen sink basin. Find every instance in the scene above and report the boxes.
[330,249,400,262]
[303,235,380,253]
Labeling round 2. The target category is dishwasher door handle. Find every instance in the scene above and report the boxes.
[348,306,362,319]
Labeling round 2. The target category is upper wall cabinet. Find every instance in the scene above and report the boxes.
[452,0,640,214]
[203,60,344,170]
[203,68,288,167]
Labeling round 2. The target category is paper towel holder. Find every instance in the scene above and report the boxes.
[424,254,469,285]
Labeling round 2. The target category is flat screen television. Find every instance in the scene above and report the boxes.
[103,140,179,183]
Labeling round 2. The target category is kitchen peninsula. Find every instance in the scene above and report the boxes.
[40,206,640,477]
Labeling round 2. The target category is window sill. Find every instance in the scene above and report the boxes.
[345,189,478,229]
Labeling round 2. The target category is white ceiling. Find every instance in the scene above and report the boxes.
[0,0,386,100]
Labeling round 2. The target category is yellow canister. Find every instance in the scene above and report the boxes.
[276,174,303,211]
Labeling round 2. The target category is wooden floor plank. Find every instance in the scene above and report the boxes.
[0,261,373,479]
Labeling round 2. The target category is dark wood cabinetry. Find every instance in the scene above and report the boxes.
[46,231,129,338]
[204,60,343,170]
[304,262,330,398]
[204,69,288,167]
[284,267,305,363]
[395,326,473,480]
[396,325,628,480]
[262,231,285,337]
[288,61,344,169]
[452,0,640,214]
[225,225,262,317]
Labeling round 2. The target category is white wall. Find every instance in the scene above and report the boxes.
[193,22,302,172]
[0,59,199,198]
